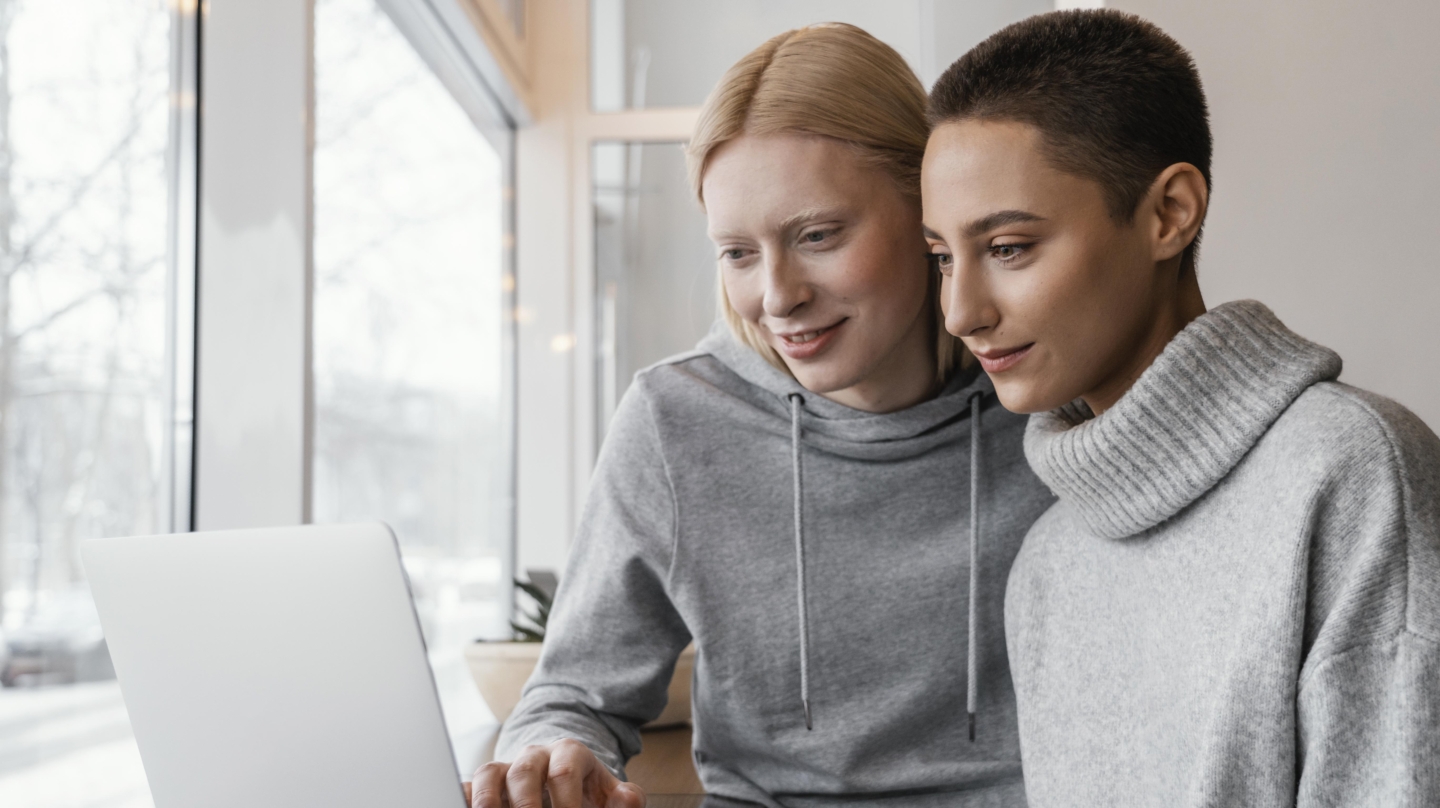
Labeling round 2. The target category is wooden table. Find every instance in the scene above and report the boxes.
[625,725,703,796]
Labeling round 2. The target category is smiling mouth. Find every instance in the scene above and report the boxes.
[773,319,847,359]
[972,343,1035,374]
[781,326,834,344]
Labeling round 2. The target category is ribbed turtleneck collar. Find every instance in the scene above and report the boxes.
[1023,300,1342,539]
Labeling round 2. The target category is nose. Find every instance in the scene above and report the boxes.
[942,255,999,338]
[761,251,811,319]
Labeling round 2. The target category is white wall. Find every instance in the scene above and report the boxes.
[1113,0,1440,429]
[513,0,585,578]
[603,0,1049,105]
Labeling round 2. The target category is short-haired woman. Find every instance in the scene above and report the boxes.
[469,24,1054,808]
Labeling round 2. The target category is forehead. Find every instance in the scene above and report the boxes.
[702,134,883,232]
[921,119,1104,231]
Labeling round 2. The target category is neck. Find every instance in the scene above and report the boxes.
[1082,264,1207,415]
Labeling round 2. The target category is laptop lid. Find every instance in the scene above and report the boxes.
[82,522,465,808]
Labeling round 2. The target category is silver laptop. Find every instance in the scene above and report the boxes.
[82,522,467,807]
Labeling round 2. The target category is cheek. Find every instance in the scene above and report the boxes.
[831,238,929,319]
[1006,235,1119,338]
[988,264,1059,339]
[721,267,764,322]
[1010,241,1147,389]
[827,259,887,304]
[1054,241,1152,346]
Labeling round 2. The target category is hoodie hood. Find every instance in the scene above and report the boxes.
[697,320,988,448]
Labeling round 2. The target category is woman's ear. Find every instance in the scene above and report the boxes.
[1146,162,1208,264]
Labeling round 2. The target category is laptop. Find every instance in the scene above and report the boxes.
[82,522,467,807]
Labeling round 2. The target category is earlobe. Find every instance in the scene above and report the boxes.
[1150,163,1208,262]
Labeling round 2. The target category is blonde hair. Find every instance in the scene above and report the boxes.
[686,22,966,384]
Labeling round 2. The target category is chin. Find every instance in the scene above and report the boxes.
[787,361,864,397]
[989,377,1067,415]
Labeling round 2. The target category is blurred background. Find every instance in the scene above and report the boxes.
[0,0,1434,805]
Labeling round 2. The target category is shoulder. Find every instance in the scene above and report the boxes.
[626,346,799,441]
[1314,383,1440,465]
[1277,383,1440,659]
[1265,381,1440,484]
[606,349,740,437]
[630,348,741,405]
[1271,382,1440,556]
[602,348,782,471]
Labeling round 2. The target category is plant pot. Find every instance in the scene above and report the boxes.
[466,641,696,728]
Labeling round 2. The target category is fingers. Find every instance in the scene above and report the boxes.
[546,738,605,808]
[504,745,552,808]
[608,781,647,808]
[477,740,635,808]
[470,760,511,808]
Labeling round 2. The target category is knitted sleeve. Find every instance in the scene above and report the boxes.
[494,379,691,777]
[1295,390,1440,806]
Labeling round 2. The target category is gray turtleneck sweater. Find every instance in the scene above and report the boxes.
[1009,300,1440,807]
[497,324,1056,807]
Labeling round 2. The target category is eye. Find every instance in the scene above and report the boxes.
[927,252,954,276]
[720,248,747,262]
[800,228,836,246]
[990,243,1030,263]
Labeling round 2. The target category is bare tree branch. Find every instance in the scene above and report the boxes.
[10,286,110,341]
[2,89,164,279]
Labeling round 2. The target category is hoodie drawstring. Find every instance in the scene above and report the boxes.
[968,390,983,742]
[786,390,983,738]
[788,393,813,731]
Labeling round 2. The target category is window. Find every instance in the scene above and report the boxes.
[0,0,190,805]
[592,141,712,435]
[312,0,514,750]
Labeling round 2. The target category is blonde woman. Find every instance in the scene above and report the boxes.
[470,24,1054,808]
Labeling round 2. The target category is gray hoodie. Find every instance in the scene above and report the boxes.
[497,324,1056,807]
[1010,300,1440,807]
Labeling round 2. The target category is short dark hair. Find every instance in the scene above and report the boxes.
[928,10,1212,272]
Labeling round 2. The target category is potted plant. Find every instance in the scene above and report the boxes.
[465,573,695,727]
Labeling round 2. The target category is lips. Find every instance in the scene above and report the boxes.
[773,319,846,360]
[784,329,828,344]
[971,343,1034,374]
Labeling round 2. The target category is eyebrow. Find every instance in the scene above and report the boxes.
[709,207,848,243]
[777,206,847,232]
[925,210,1047,242]
[965,209,1046,239]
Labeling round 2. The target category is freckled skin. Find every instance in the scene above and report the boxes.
[704,134,936,414]
[921,119,1208,415]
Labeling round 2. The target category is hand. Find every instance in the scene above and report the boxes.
[465,738,647,808]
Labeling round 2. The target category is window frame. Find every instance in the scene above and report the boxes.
[167,0,201,534]
[191,0,520,603]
